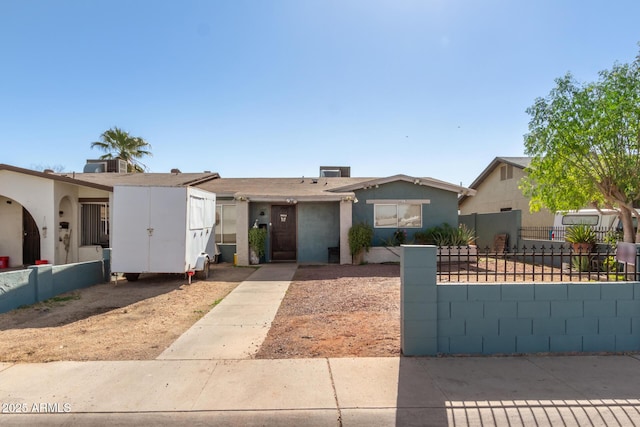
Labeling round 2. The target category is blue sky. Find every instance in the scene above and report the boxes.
[1,1,639,187]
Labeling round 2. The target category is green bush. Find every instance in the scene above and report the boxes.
[414,223,476,247]
[348,223,374,256]
[248,227,267,257]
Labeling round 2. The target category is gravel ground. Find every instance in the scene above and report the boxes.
[255,264,401,359]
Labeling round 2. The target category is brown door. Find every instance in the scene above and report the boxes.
[271,205,297,261]
[23,208,40,265]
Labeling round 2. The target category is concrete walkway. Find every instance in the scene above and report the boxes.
[158,263,296,360]
[1,264,640,426]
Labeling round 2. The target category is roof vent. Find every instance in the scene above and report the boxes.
[171,168,181,174]
[320,166,350,178]
[43,169,55,174]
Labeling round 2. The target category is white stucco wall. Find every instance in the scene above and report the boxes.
[0,170,56,264]
[339,200,352,264]
[0,170,112,266]
[459,164,554,228]
[0,196,23,267]
[236,200,250,266]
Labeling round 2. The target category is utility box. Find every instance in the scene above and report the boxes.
[111,185,217,281]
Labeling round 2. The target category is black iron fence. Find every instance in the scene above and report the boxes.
[519,226,619,243]
[437,245,639,283]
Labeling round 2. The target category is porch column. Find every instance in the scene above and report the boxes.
[236,200,250,266]
[339,200,352,264]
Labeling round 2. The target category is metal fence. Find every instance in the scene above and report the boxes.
[437,245,639,283]
[519,226,618,243]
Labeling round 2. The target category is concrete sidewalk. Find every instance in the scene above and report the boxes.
[1,264,640,426]
[158,263,296,360]
[1,356,640,425]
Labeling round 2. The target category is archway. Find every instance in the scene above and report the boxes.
[22,208,40,265]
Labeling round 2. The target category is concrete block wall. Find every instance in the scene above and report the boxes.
[401,245,640,356]
[0,250,111,314]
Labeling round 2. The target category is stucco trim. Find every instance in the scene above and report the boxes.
[366,199,431,204]
[330,174,475,196]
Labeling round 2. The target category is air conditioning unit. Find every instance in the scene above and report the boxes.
[83,162,107,173]
[83,158,129,173]
[319,166,351,178]
[320,169,341,177]
[116,159,127,173]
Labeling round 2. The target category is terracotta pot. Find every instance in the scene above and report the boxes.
[571,243,593,253]
[352,250,365,265]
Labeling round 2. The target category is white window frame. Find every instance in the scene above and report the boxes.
[80,202,109,246]
[216,204,237,244]
[370,200,425,229]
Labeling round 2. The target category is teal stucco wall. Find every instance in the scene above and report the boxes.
[297,202,340,263]
[460,210,521,249]
[0,251,111,314]
[352,181,460,246]
[401,245,640,356]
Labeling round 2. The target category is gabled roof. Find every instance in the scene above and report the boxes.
[458,156,532,205]
[195,174,475,202]
[330,174,476,196]
[0,164,113,191]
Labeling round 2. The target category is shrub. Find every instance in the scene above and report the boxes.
[248,227,267,258]
[414,223,476,247]
[348,223,374,256]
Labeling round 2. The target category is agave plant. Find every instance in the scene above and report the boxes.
[565,224,596,245]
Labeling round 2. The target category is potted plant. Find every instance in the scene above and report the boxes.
[248,227,267,265]
[565,223,596,253]
[348,222,373,264]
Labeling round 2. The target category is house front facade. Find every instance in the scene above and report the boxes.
[196,171,475,266]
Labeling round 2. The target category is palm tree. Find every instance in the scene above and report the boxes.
[91,127,152,172]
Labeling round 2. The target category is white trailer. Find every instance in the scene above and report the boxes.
[111,185,217,281]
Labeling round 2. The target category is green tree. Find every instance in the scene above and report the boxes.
[90,127,152,173]
[521,49,640,242]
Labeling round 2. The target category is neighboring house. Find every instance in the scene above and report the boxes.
[458,156,554,228]
[0,162,474,268]
[0,163,218,268]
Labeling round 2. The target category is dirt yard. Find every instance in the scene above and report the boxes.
[0,263,401,363]
[0,264,255,363]
[255,264,401,359]
[6,260,583,363]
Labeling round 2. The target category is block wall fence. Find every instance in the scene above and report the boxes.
[401,245,640,356]
[0,250,111,314]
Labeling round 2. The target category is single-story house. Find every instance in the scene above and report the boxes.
[0,162,218,268]
[458,156,554,228]
[0,162,474,268]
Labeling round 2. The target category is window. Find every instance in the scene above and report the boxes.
[216,205,237,244]
[189,196,205,230]
[81,203,109,246]
[561,214,599,226]
[374,203,422,228]
[500,164,514,181]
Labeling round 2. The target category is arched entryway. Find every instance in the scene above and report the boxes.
[22,208,40,265]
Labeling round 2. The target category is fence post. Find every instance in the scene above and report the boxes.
[102,248,112,282]
[401,245,438,356]
[29,264,53,302]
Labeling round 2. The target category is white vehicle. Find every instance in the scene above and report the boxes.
[552,209,638,241]
[553,209,621,229]
[111,185,217,281]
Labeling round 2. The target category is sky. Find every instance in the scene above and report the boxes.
[1,1,640,187]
